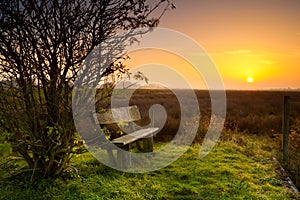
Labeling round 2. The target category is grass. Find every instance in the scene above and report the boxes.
[0,134,298,200]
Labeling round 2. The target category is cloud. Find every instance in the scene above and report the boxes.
[224,50,252,55]
[258,60,274,65]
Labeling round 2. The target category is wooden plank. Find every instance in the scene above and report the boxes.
[94,106,141,124]
[112,127,159,145]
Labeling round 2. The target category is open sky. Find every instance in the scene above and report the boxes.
[127,0,300,90]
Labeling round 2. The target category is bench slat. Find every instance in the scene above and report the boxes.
[112,127,159,145]
[94,106,141,124]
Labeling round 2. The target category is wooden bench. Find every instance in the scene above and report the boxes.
[92,106,159,168]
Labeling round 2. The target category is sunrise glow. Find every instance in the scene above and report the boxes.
[157,0,300,90]
[124,1,300,90]
[247,77,254,83]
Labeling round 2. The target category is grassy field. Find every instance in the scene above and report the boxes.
[0,134,299,199]
[1,89,300,199]
[128,89,300,186]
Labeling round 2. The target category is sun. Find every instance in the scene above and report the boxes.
[247,77,254,83]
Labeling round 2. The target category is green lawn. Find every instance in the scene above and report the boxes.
[0,136,298,200]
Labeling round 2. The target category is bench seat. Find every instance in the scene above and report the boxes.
[112,127,159,146]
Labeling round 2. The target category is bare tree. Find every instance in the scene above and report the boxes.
[0,0,174,178]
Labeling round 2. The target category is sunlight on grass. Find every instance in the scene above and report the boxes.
[0,134,298,199]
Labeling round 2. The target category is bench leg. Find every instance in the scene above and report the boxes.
[117,144,130,169]
[106,149,116,167]
[143,137,154,152]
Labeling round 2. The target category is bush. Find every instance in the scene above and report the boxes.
[0,131,12,157]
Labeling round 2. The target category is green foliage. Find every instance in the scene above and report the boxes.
[0,142,11,157]
[0,131,12,157]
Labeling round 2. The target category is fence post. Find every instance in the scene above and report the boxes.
[282,96,290,165]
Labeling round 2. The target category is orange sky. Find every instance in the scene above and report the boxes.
[127,0,300,90]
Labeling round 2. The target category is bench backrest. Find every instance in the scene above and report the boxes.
[93,106,141,125]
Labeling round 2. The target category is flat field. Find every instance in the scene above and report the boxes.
[1,89,300,199]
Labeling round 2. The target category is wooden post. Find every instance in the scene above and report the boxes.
[296,161,300,189]
[282,96,290,165]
